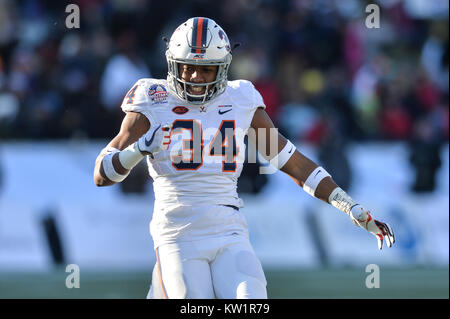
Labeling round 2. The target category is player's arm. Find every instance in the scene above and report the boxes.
[250,108,336,202]
[250,108,395,250]
[93,112,171,187]
[94,112,149,186]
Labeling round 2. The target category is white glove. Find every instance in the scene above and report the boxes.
[137,123,172,158]
[350,205,395,250]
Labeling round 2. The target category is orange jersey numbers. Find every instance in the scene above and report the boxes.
[171,119,237,172]
[124,84,139,104]
[209,120,238,172]
[171,119,204,170]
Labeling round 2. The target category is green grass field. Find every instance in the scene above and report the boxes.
[0,267,447,299]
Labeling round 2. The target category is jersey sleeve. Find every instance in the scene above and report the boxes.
[250,82,266,111]
[120,79,157,124]
[232,80,266,131]
[233,80,266,110]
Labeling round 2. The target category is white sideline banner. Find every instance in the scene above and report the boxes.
[313,193,449,266]
[0,203,50,271]
[0,141,448,270]
[56,200,156,270]
[242,196,320,268]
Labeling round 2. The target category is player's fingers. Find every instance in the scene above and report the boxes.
[374,220,396,250]
[376,233,383,250]
[162,142,170,150]
[374,220,385,231]
[162,123,172,131]
[385,223,395,248]
[385,232,392,248]
[375,220,395,248]
[162,125,172,143]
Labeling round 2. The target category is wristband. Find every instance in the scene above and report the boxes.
[303,166,331,196]
[328,187,358,215]
[101,148,129,183]
[270,140,296,169]
[118,142,145,170]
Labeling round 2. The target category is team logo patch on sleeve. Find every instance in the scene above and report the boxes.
[148,84,168,103]
[172,106,189,114]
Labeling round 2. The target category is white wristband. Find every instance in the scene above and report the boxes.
[270,140,296,169]
[328,187,358,215]
[118,142,145,170]
[102,149,129,183]
[100,146,119,157]
[303,166,331,196]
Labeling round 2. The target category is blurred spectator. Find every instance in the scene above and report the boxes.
[409,116,443,193]
[0,56,20,137]
[380,86,413,140]
[100,27,151,111]
[237,137,268,195]
[278,101,321,143]
[120,160,150,194]
[350,55,387,139]
[100,24,151,135]
[237,159,268,195]
[0,149,2,196]
[318,132,352,192]
[0,0,446,149]
[421,21,449,93]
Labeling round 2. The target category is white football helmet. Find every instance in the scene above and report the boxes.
[166,17,232,105]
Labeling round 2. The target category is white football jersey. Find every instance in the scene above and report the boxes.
[121,78,265,247]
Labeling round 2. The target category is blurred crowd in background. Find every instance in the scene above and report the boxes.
[0,0,448,193]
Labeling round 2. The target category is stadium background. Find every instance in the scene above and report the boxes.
[0,0,448,298]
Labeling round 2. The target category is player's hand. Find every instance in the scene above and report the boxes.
[137,123,172,157]
[161,124,172,151]
[350,205,395,250]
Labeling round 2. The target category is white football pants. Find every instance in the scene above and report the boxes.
[147,234,267,299]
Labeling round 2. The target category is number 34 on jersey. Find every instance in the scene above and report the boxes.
[168,119,239,173]
[121,78,266,176]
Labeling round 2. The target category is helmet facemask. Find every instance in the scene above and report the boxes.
[166,54,231,105]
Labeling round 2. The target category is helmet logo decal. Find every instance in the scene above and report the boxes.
[172,106,189,115]
[218,30,231,52]
[148,84,168,103]
[193,54,204,59]
[191,17,208,53]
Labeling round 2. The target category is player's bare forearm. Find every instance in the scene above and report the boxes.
[93,112,150,187]
[93,136,131,187]
[281,153,338,203]
[250,108,394,249]
[250,108,337,203]
[94,153,115,186]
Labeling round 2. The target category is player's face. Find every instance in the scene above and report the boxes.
[179,64,218,96]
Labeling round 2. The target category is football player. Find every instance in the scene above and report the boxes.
[93,17,395,299]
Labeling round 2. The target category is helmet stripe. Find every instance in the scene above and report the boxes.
[201,18,208,51]
[191,17,199,53]
[191,17,208,53]
[195,18,204,53]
